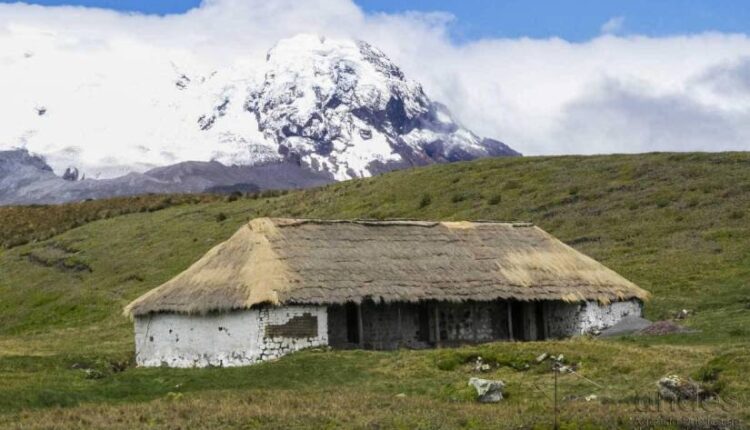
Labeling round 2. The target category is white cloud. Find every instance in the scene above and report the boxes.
[0,0,748,176]
[600,16,625,35]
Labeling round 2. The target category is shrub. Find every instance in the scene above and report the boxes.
[728,210,744,220]
[419,193,432,208]
[226,191,243,202]
[693,364,722,382]
[728,328,746,337]
[487,194,502,205]
[451,194,466,203]
[434,351,465,371]
[215,212,228,222]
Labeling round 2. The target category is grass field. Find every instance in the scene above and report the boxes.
[0,152,748,429]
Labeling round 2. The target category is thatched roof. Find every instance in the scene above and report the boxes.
[124,218,649,317]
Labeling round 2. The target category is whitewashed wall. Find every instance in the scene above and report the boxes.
[576,300,642,333]
[134,305,328,368]
[546,299,642,337]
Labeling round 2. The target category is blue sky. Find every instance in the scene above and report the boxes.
[4,0,749,41]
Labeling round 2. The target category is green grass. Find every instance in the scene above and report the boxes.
[0,194,223,248]
[0,152,749,428]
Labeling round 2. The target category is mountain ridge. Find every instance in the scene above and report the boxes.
[0,148,332,205]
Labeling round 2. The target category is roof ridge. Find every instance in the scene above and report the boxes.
[263,218,534,228]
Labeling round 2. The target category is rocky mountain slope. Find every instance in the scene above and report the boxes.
[0,149,331,205]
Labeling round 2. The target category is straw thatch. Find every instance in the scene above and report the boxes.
[124,218,649,317]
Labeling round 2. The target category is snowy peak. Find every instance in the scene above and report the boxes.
[234,34,518,180]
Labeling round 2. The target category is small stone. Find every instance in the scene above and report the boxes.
[472,356,492,373]
[535,352,548,363]
[84,368,106,380]
[585,394,597,402]
[468,377,505,403]
[395,393,406,398]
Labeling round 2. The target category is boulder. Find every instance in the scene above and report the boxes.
[468,377,505,403]
[657,375,706,401]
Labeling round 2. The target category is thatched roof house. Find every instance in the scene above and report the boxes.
[126,218,648,368]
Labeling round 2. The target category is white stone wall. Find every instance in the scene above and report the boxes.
[545,299,642,337]
[576,300,642,334]
[134,305,328,368]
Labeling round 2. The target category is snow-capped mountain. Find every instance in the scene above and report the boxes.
[228,34,518,179]
[0,34,517,203]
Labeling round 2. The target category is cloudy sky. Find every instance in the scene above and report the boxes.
[1,0,749,174]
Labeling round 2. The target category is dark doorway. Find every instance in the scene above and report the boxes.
[535,302,546,340]
[345,302,359,344]
[511,301,525,340]
[417,303,431,343]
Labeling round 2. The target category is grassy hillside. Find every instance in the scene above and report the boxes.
[0,152,748,428]
[0,194,223,248]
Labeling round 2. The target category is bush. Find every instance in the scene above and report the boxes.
[728,328,746,337]
[419,193,432,208]
[451,194,466,203]
[215,212,228,222]
[694,364,722,382]
[226,191,243,202]
[434,351,465,371]
[487,194,502,205]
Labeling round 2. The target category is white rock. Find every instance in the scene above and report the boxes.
[468,377,505,403]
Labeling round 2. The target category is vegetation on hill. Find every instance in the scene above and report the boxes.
[0,152,748,428]
[0,194,222,248]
